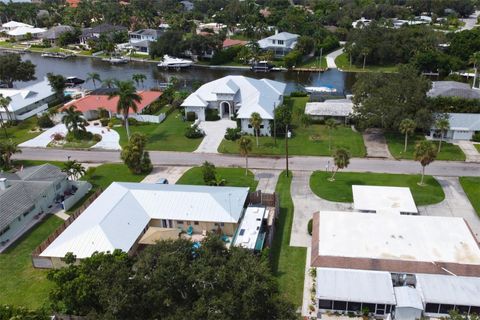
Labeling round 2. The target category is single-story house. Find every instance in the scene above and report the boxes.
[6,26,46,40]
[38,183,250,268]
[222,38,247,50]
[305,98,353,123]
[429,113,480,141]
[129,29,163,54]
[0,78,56,121]
[180,0,194,11]
[182,75,285,136]
[258,31,299,57]
[352,185,418,215]
[196,22,227,35]
[0,20,33,32]
[63,90,162,120]
[0,164,91,249]
[427,81,480,99]
[352,17,372,28]
[80,23,127,46]
[41,25,74,45]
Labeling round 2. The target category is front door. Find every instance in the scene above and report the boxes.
[222,102,230,118]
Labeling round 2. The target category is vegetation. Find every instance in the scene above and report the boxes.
[176,166,258,191]
[81,163,147,191]
[46,73,67,97]
[399,118,416,153]
[120,133,152,174]
[310,171,444,206]
[249,112,262,147]
[0,53,35,88]
[86,72,101,88]
[329,148,350,181]
[238,136,253,175]
[108,80,142,140]
[62,105,87,135]
[414,140,438,186]
[335,52,398,72]
[460,177,480,217]
[0,139,21,169]
[61,160,86,181]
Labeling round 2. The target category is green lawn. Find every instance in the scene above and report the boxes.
[385,132,466,161]
[270,171,306,309]
[218,97,366,157]
[0,215,63,309]
[475,144,480,153]
[296,56,327,69]
[2,117,41,144]
[310,171,444,206]
[460,177,480,217]
[176,167,258,191]
[82,163,147,190]
[114,111,203,151]
[335,52,398,73]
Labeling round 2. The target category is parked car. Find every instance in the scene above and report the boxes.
[156,178,169,184]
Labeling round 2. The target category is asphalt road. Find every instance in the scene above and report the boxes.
[15,148,480,177]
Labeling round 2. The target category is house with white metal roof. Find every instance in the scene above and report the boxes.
[0,78,56,121]
[429,113,480,141]
[258,31,299,57]
[305,98,353,123]
[352,185,418,215]
[39,182,250,267]
[5,25,46,40]
[181,75,286,136]
[1,21,33,31]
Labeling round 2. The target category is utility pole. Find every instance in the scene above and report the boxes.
[285,124,289,177]
[273,102,277,146]
[319,47,323,70]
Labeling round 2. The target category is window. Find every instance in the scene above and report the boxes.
[425,303,440,313]
[277,40,284,45]
[187,221,191,225]
[260,125,264,129]
[214,223,219,226]
[177,220,184,225]
[248,124,252,128]
[18,217,21,221]
[271,40,276,44]
[439,304,455,314]
[376,304,386,315]
[56,183,61,190]
[318,300,333,310]
[220,223,224,227]
[362,303,375,314]
[347,302,361,312]
[456,305,470,314]
[470,306,480,314]
[333,300,347,311]
[0,225,10,236]
[23,211,30,217]
[239,229,245,236]
[194,221,199,225]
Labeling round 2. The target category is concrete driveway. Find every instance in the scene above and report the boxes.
[253,169,280,194]
[141,166,191,184]
[194,119,236,153]
[457,140,480,163]
[326,47,344,69]
[363,128,393,159]
[290,171,351,247]
[419,176,480,241]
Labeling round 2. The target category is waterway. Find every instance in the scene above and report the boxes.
[18,52,357,93]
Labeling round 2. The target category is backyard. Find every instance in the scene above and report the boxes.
[218,97,366,157]
[270,171,306,309]
[385,132,466,161]
[114,110,203,152]
[335,52,398,73]
[310,171,444,206]
[460,177,480,217]
[176,167,258,191]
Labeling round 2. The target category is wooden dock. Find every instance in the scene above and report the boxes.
[292,67,329,72]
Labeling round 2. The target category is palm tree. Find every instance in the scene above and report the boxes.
[361,47,370,70]
[108,80,142,140]
[62,160,86,180]
[470,52,480,88]
[399,118,416,153]
[0,139,21,169]
[435,118,450,153]
[62,105,86,134]
[86,72,101,89]
[238,136,253,175]
[414,140,437,186]
[329,148,350,181]
[0,94,12,138]
[325,118,338,151]
[132,73,147,88]
[249,112,262,147]
[102,78,116,89]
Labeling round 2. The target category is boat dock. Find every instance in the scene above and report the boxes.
[292,67,329,72]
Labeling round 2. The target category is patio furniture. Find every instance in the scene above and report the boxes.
[187,225,194,236]
[221,235,230,243]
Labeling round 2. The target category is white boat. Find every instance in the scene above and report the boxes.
[41,52,74,59]
[305,86,337,93]
[102,56,128,64]
[158,55,193,68]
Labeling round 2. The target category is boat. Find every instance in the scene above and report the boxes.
[251,60,273,72]
[271,66,288,72]
[65,76,85,87]
[304,86,337,94]
[41,52,74,59]
[102,56,128,64]
[157,55,193,69]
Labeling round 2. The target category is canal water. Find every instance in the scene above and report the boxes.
[19,52,358,94]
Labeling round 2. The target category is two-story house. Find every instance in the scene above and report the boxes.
[128,29,164,55]
[258,31,299,57]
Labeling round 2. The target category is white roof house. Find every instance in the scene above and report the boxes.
[352,185,418,215]
[1,20,33,31]
[6,26,46,37]
[394,286,424,310]
[305,99,353,118]
[258,31,299,56]
[232,206,267,250]
[40,183,249,259]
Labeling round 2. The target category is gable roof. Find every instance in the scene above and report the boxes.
[0,79,55,113]
[442,113,480,131]
[130,28,163,38]
[181,76,286,120]
[7,26,46,36]
[81,24,127,37]
[428,81,480,99]
[264,31,299,41]
[1,21,33,29]
[40,183,249,258]
[41,25,74,40]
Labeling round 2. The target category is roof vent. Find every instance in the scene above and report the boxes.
[0,177,8,191]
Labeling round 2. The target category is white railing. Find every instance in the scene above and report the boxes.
[15,103,48,121]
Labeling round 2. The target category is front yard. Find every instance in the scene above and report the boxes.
[114,110,203,152]
[460,177,480,217]
[385,132,466,161]
[310,171,444,206]
[176,167,258,191]
[2,117,41,144]
[475,144,480,153]
[218,97,366,157]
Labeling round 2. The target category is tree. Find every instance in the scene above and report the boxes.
[0,53,36,88]
[132,73,146,88]
[299,114,312,128]
[201,161,217,185]
[325,118,338,151]
[434,117,450,153]
[0,94,12,138]
[0,305,48,319]
[238,136,252,175]
[249,112,262,147]
[102,78,115,89]
[361,47,370,69]
[120,132,152,174]
[274,104,292,136]
[470,51,480,88]
[86,72,101,89]
[399,118,416,153]
[62,160,86,180]
[329,148,350,181]
[0,139,21,169]
[108,80,142,140]
[47,73,67,97]
[414,140,437,186]
[62,105,87,135]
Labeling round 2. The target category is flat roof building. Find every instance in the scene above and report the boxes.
[352,185,418,215]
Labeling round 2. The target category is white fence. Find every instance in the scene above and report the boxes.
[116,113,166,124]
[62,181,92,211]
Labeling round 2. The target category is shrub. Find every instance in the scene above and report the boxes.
[66,130,93,141]
[307,219,313,235]
[185,124,204,139]
[127,118,139,126]
[201,161,216,185]
[93,134,102,142]
[37,114,54,128]
[472,132,480,142]
[290,91,308,97]
[100,118,110,127]
[108,121,114,128]
[206,108,220,121]
[50,132,64,141]
[225,127,242,141]
[186,111,197,122]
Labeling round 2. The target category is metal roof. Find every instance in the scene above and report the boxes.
[0,79,55,113]
[394,286,423,310]
[438,113,480,131]
[305,99,353,117]
[428,81,480,99]
[316,267,396,305]
[352,185,418,214]
[40,183,249,258]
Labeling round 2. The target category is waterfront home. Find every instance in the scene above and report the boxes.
[0,21,33,31]
[41,25,75,45]
[128,29,164,55]
[427,81,480,99]
[4,23,46,40]
[196,22,227,35]
[79,23,127,46]
[0,164,91,250]
[222,38,247,50]
[305,98,353,124]
[0,78,55,121]
[258,31,299,57]
[181,75,286,136]
[429,113,480,141]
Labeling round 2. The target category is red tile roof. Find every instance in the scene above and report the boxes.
[66,0,80,8]
[64,91,162,114]
[222,39,247,48]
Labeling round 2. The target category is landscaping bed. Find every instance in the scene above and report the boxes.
[310,171,444,206]
[460,177,480,217]
[385,132,466,161]
[176,167,258,191]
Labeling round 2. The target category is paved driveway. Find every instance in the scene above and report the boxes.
[141,166,191,184]
[325,47,344,69]
[253,169,280,193]
[363,128,393,158]
[457,140,480,163]
[419,176,480,241]
[194,119,236,153]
